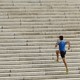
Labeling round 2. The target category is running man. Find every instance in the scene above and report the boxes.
[55,36,70,74]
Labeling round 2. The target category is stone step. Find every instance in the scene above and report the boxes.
[0,49,80,53]
[1,14,78,18]
[0,32,78,36]
[0,6,77,10]
[0,77,23,80]
[1,19,80,23]
[0,2,78,5]
[0,29,80,33]
[0,9,79,14]
[0,36,78,39]
[0,51,79,55]
[0,22,80,26]
[0,63,80,69]
[44,79,74,80]
[1,25,80,29]
[0,25,80,29]
[0,38,79,42]
[0,52,53,55]
[0,8,80,14]
[0,41,79,45]
[0,66,79,72]
[0,56,80,62]
[45,70,80,75]
[0,45,79,50]
[0,52,79,57]
[10,74,80,79]
[0,59,79,65]
[0,77,79,80]
[0,72,44,77]
[0,35,79,39]
[0,19,80,24]
[0,7,79,10]
[0,16,8,19]
[0,70,79,77]
[0,27,71,30]
[0,29,79,32]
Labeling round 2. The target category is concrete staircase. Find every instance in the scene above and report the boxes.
[0,0,80,80]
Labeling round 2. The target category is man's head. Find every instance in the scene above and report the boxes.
[59,36,63,40]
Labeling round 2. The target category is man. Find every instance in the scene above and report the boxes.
[55,36,70,74]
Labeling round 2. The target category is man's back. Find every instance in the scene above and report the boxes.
[58,40,66,51]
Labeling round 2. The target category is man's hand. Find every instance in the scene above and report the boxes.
[55,43,57,48]
[67,41,70,50]
[68,46,70,50]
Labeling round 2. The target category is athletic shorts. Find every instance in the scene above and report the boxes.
[60,51,66,58]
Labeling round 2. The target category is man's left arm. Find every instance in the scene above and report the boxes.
[55,43,58,48]
[66,41,70,50]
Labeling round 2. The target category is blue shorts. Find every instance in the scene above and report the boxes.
[60,51,66,58]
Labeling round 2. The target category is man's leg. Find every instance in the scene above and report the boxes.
[56,50,59,62]
[62,58,68,74]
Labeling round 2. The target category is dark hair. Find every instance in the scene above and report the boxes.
[59,36,63,40]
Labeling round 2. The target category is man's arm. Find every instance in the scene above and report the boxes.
[55,43,58,48]
[55,40,59,48]
[66,41,70,50]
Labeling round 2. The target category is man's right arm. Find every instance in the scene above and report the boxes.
[55,40,59,48]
